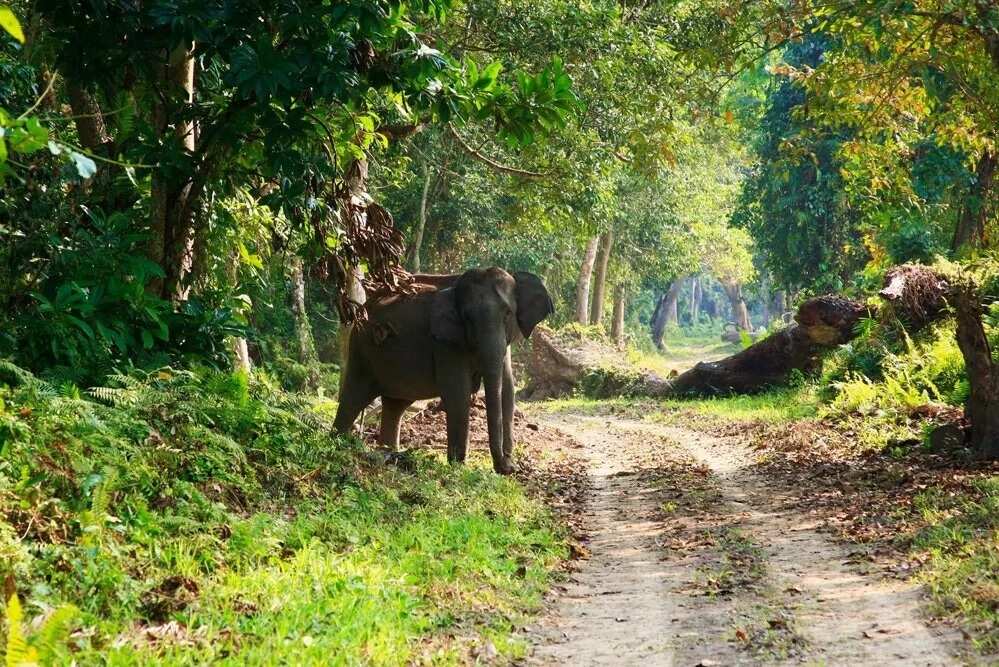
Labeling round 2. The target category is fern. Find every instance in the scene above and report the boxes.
[3,593,38,667]
[2,592,77,667]
[33,605,78,665]
[0,361,36,389]
[86,386,138,407]
[91,467,118,519]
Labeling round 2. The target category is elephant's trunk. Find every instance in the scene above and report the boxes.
[478,333,512,474]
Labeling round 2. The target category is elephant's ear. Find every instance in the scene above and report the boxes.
[513,271,554,338]
[430,287,465,346]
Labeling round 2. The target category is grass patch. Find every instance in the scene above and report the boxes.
[0,365,566,664]
[658,386,820,423]
[910,476,999,652]
[530,386,820,425]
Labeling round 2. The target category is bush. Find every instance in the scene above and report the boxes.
[0,362,565,663]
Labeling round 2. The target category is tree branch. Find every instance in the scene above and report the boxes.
[446,123,547,180]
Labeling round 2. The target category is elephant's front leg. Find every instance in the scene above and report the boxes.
[441,387,471,464]
[501,348,517,469]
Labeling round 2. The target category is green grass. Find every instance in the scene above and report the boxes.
[658,387,820,423]
[532,386,820,425]
[0,365,566,665]
[910,477,999,652]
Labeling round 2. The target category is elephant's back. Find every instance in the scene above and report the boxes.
[360,292,440,400]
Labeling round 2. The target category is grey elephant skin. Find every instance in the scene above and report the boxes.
[333,267,554,474]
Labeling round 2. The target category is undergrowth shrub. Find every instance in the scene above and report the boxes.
[0,361,565,663]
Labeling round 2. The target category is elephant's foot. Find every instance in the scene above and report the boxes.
[379,448,417,471]
[493,457,517,475]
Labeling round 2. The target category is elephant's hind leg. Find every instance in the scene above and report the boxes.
[333,371,378,437]
[379,397,412,452]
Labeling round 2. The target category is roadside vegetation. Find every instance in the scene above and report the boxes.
[0,364,566,663]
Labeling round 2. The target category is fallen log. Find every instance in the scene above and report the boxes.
[666,295,869,395]
[524,264,950,398]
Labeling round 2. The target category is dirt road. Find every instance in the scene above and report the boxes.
[524,412,967,666]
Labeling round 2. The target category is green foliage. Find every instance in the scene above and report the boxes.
[911,477,999,651]
[2,591,79,667]
[0,363,565,662]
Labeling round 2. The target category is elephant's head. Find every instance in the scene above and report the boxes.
[429,267,553,351]
[429,267,553,473]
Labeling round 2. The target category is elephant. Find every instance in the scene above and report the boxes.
[332,267,554,474]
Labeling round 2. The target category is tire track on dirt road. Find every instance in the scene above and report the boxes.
[524,412,967,666]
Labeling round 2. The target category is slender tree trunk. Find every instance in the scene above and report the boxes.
[611,283,627,347]
[952,150,997,253]
[575,235,600,324]
[589,230,614,327]
[290,256,319,367]
[232,338,252,374]
[149,43,197,301]
[349,157,369,300]
[723,282,752,331]
[953,284,999,457]
[773,290,787,323]
[690,276,702,323]
[759,276,772,328]
[650,291,669,349]
[224,242,251,374]
[408,164,432,272]
[664,279,681,327]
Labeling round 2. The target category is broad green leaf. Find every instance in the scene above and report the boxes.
[0,5,24,43]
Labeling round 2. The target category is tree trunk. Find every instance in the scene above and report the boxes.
[611,283,627,347]
[575,235,600,324]
[650,291,669,349]
[952,150,997,253]
[67,83,112,155]
[759,276,772,328]
[232,337,252,374]
[589,230,614,326]
[773,290,787,322]
[149,43,197,301]
[408,164,432,272]
[953,283,999,457]
[723,282,752,331]
[690,276,701,324]
[664,279,681,326]
[343,157,369,319]
[290,256,319,367]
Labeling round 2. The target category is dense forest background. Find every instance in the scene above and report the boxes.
[2,0,999,662]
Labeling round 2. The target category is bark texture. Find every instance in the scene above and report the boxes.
[953,283,999,457]
[649,290,669,349]
[408,165,432,272]
[290,256,319,366]
[952,150,996,253]
[689,276,701,323]
[611,284,626,347]
[664,279,681,326]
[575,236,600,324]
[589,230,614,326]
[149,43,198,301]
[722,282,752,331]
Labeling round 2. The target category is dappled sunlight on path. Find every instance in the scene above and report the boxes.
[524,413,965,666]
